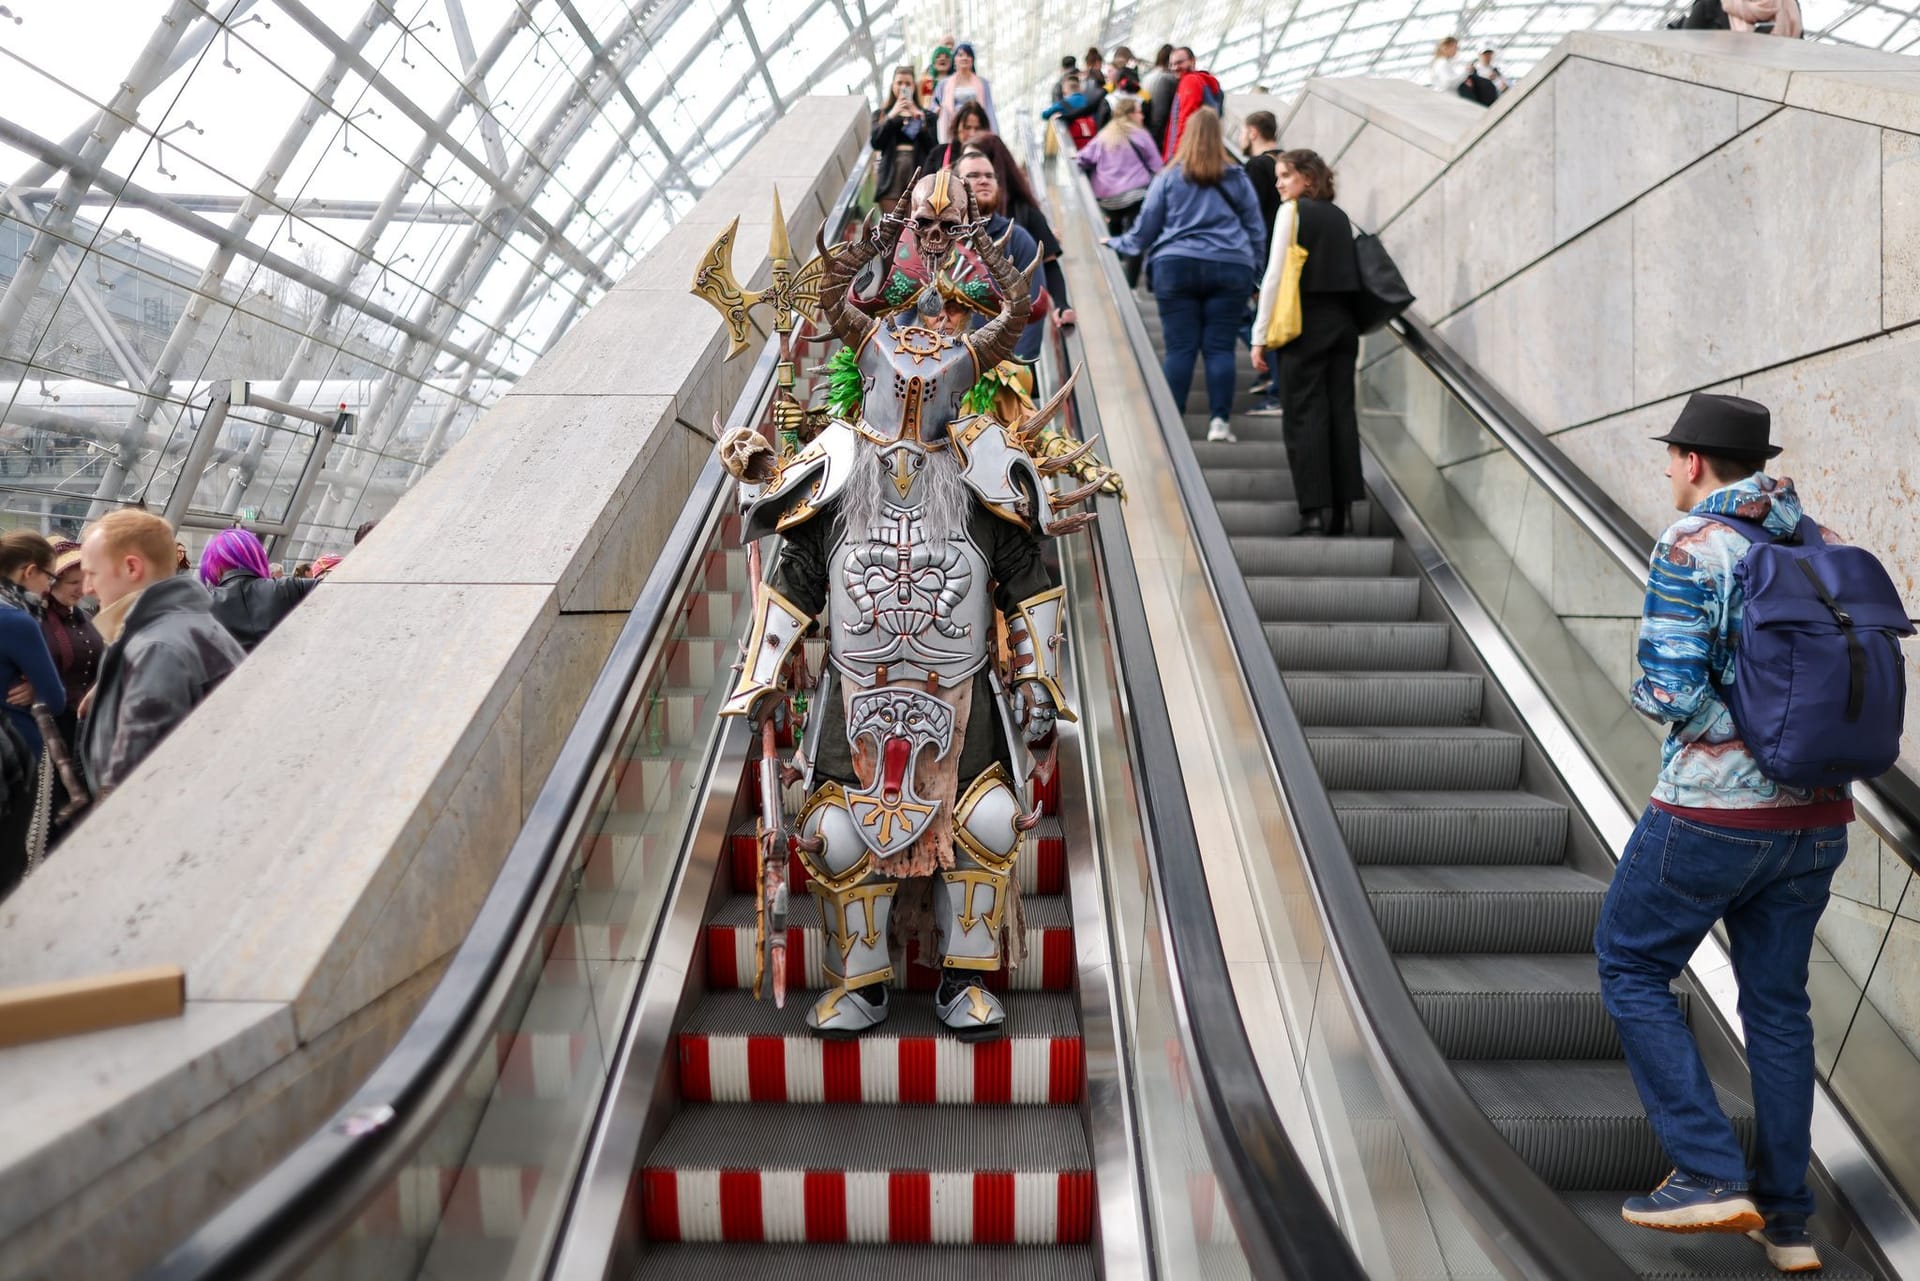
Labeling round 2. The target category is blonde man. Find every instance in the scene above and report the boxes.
[79,510,244,797]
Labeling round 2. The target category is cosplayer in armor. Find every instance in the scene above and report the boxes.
[716,171,1102,1039]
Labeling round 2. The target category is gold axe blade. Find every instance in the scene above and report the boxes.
[689,215,762,359]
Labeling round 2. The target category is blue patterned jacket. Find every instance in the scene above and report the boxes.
[1632,473,1849,811]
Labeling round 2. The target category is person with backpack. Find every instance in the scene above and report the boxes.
[1597,393,1913,1275]
[1161,46,1224,161]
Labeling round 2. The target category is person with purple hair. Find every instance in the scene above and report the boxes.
[198,527,319,653]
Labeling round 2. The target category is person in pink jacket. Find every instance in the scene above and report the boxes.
[1076,96,1161,287]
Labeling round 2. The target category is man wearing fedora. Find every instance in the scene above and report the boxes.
[1595,393,1848,1273]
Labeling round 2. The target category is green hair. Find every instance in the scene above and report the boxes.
[962,363,1013,416]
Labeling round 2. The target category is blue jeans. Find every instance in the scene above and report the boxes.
[1153,254,1254,422]
[1595,805,1846,1215]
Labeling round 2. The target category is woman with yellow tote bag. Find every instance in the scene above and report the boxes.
[1247,198,1306,416]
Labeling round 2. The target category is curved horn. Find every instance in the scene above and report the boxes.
[1039,435,1102,475]
[1017,365,1080,445]
[815,197,893,349]
[962,213,1033,375]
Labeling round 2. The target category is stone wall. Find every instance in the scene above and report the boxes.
[1256,31,1920,1065]
[0,95,866,1280]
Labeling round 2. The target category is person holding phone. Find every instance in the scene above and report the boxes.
[870,65,933,204]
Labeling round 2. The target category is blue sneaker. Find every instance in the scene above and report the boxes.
[1621,1169,1764,1234]
[1747,1215,1822,1273]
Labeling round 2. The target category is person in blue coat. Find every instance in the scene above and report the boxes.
[0,531,68,896]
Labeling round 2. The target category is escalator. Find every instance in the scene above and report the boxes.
[135,155,1360,1281]
[1133,300,1869,1278]
[1044,132,1919,1279]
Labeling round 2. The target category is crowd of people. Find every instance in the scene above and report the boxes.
[0,514,372,898]
[865,36,1373,537]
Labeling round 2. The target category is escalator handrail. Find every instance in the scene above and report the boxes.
[1388,313,1920,878]
[142,162,866,1281]
[1052,147,1639,1280]
[1045,313,1369,1280]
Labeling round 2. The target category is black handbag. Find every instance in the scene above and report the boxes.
[1351,231,1415,333]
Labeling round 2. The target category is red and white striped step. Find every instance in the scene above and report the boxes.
[705,894,1075,994]
[676,990,1084,1105]
[726,817,1067,898]
[638,1105,1093,1246]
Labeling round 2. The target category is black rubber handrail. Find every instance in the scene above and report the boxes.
[141,161,866,1281]
[1390,312,1920,877]
[1046,313,1368,1280]
[1056,158,1638,1280]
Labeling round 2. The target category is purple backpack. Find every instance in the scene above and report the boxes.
[1706,513,1914,787]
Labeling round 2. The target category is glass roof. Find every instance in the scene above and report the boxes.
[908,0,1920,120]
[0,0,901,558]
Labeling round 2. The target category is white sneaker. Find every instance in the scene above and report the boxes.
[1206,417,1236,443]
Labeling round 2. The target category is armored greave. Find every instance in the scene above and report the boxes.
[934,766,1023,1038]
[797,784,897,1034]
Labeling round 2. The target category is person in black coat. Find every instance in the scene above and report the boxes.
[197,527,318,652]
[1273,150,1364,537]
[870,65,935,204]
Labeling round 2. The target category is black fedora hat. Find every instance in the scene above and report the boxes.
[1651,392,1782,459]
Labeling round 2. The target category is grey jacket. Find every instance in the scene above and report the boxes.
[82,575,245,795]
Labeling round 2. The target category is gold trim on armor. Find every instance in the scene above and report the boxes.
[953,763,1020,871]
[942,951,1005,972]
[1008,586,1076,723]
[812,882,895,957]
[793,783,874,890]
[942,868,1009,935]
[719,584,811,717]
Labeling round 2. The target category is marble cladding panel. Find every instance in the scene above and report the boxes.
[563,416,716,614]
[1551,57,1741,244]
[1738,94,1780,131]
[1548,391,1702,537]
[0,582,553,996]
[1281,92,1367,160]
[1883,129,1920,329]
[1565,616,1641,695]
[1437,211,1636,433]
[1439,77,1557,309]
[1631,108,1883,405]
[0,1001,296,1241]
[1380,186,1446,323]
[1562,29,1916,100]
[1816,896,1920,1065]
[1335,125,1446,237]
[333,394,680,591]
[518,612,627,820]
[1550,503,1646,619]
[2,965,442,1281]
[1733,329,1920,766]
[1783,70,1920,136]
[293,686,524,1040]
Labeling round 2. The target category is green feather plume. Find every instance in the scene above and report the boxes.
[821,346,864,418]
[962,364,1010,417]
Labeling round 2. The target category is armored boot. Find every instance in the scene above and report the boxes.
[934,765,1024,1040]
[797,784,898,1038]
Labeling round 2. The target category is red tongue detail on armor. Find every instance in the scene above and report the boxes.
[881,737,911,804]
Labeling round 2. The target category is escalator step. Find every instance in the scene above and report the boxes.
[1559,1193,1872,1279]
[706,896,1075,993]
[1454,1060,1753,1190]
[1285,672,1482,726]
[637,1244,1099,1280]
[1332,790,1569,864]
[1231,536,1396,577]
[1203,467,1296,501]
[1362,865,1607,953]
[1193,441,1291,470]
[1306,726,1521,791]
[640,1104,1092,1245]
[677,990,1084,1104]
[1246,576,1420,622]
[1267,622,1450,672]
[1399,954,1680,1059]
[1216,498,1302,537]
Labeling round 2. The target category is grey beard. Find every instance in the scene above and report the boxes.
[836,444,974,544]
